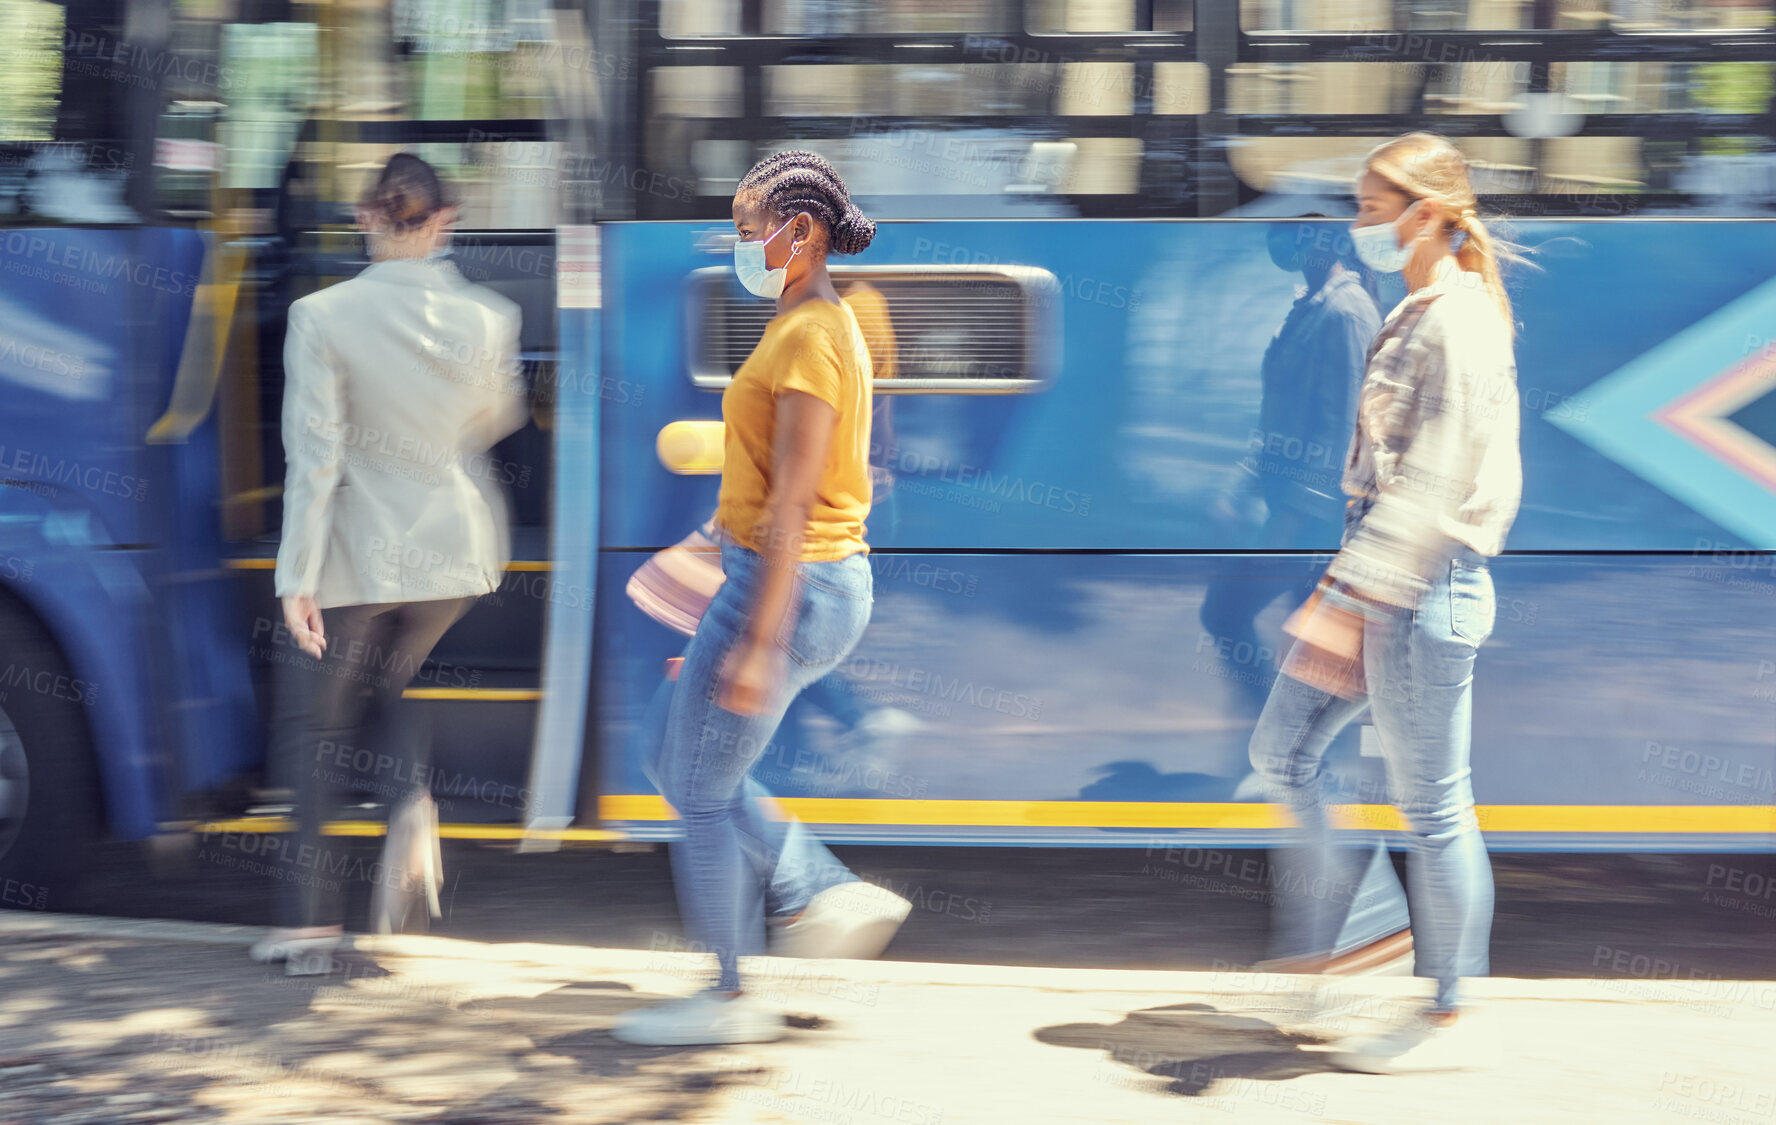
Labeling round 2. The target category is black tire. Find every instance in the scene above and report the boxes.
[0,593,101,912]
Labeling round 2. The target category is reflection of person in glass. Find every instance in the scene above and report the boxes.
[793,279,924,758]
[1247,133,1522,1074]
[1200,216,1380,710]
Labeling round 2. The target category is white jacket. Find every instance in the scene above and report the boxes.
[274,256,528,608]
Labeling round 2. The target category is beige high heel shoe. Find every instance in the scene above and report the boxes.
[369,792,442,934]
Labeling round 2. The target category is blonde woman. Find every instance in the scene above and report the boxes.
[1247,132,1521,1072]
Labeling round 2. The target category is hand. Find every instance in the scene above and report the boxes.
[282,594,327,659]
[718,636,784,717]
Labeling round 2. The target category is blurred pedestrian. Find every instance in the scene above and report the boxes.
[1247,132,1522,1072]
[612,150,910,1046]
[251,153,528,974]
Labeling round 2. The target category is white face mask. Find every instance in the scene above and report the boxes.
[1350,199,1422,274]
[733,219,797,298]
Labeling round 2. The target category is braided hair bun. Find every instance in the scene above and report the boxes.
[832,203,876,256]
[737,149,875,256]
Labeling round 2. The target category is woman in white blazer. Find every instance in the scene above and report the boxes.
[252,154,528,973]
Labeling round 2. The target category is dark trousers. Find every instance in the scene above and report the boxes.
[279,596,476,928]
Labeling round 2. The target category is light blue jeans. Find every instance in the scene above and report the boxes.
[1248,543,1496,1013]
[644,541,873,991]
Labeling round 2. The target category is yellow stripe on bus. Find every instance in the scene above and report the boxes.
[224,558,553,571]
[189,817,621,841]
[596,796,1776,834]
[401,688,540,701]
[181,803,1773,841]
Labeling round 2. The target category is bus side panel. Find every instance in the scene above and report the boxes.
[0,488,166,842]
[0,226,248,838]
[594,220,1776,554]
[593,220,1776,850]
[0,228,204,548]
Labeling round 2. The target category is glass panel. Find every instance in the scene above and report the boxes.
[308,138,561,229]
[654,67,742,118]
[1059,63,1133,116]
[766,64,1067,117]
[660,0,741,37]
[1154,62,1209,114]
[1229,131,1776,213]
[765,0,1017,35]
[1228,60,1769,116]
[1230,61,1528,115]
[749,133,1140,199]
[660,0,1020,36]
[220,24,320,192]
[1232,136,1555,196]
[1242,0,1775,31]
[400,0,552,120]
[0,0,64,142]
[1028,0,1193,31]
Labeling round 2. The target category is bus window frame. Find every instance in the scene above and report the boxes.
[682,261,1061,394]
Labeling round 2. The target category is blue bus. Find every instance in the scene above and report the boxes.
[2,0,1774,904]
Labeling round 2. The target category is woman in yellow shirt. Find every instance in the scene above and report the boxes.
[613,150,911,1046]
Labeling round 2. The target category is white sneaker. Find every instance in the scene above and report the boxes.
[1328,1008,1499,1073]
[249,930,341,977]
[774,881,912,961]
[609,991,785,1046]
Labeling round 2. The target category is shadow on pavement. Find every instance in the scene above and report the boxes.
[1035,1002,1340,1096]
[0,934,815,1124]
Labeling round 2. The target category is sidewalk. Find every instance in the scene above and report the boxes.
[1,912,1770,1125]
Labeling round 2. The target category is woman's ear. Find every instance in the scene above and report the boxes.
[1413,199,1448,241]
[430,205,459,240]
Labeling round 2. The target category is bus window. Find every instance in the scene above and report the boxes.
[658,0,1024,37]
[633,2,1776,220]
[1242,0,1775,31]
[1028,0,1192,32]
[0,0,151,224]
[0,0,62,142]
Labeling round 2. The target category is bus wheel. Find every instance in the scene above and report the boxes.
[0,600,100,913]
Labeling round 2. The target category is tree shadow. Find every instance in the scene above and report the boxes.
[1035,1001,1342,1097]
[0,935,833,1123]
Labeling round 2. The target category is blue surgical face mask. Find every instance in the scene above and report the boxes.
[1350,200,1422,274]
[733,219,797,299]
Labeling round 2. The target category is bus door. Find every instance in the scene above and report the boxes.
[205,0,616,839]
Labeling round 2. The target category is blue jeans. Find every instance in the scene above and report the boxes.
[645,542,874,991]
[1248,545,1496,1012]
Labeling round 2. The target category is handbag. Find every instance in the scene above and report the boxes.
[1280,578,1367,700]
[624,517,725,638]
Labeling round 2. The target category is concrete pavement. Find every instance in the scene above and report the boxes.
[0,911,1771,1125]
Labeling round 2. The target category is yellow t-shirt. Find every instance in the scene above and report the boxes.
[715,297,874,561]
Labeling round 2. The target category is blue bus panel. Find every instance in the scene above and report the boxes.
[592,220,1776,851]
[0,228,258,841]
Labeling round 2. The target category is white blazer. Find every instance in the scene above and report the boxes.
[274,256,528,608]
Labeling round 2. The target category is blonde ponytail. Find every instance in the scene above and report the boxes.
[1454,210,1514,341]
